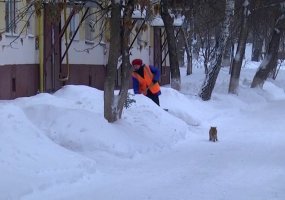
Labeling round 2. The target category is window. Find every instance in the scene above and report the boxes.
[5,0,17,34]
[85,9,95,43]
[69,9,79,41]
[27,2,35,36]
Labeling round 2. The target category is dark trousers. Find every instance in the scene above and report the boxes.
[146,91,160,106]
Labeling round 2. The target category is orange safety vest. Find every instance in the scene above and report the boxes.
[132,65,160,95]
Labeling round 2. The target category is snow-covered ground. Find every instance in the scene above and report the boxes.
[1,59,285,200]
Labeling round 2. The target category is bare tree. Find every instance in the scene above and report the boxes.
[104,0,136,122]
[176,24,186,68]
[251,8,285,88]
[182,0,194,75]
[117,0,135,120]
[228,0,250,94]
[193,0,225,74]
[104,1,122,122]
[171,1,187,69]
[250,1,277,62]
[160,0,181,91]
[199,0,235,101]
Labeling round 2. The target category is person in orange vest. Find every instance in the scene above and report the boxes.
[131,58,161,106]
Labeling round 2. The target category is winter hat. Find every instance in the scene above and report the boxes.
[132,59,143,66]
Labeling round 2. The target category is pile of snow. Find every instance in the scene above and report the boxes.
[1,60,285,200]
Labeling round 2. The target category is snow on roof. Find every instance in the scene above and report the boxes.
[67,0,94,6]
[105,7,185,27]
[132,9,147,19]
[106,9,146,19]
[150,15,184,27]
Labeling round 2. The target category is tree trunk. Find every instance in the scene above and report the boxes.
[222,40,232,66]
[251,30,263,62]
[104,0,135,122]
[186,51,192,75]
[185,5,194,76]
[251,13,285,88]
[104,1,121,122]
[271,35,285,78]
[176,28,186,68]
[228,0,249,94]
[199,0,235,101]
[161,0,181,91]
[117,0,135,119]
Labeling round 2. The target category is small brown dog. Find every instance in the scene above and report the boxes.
[209,127,218,142]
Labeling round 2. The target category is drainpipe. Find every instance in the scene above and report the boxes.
[38,8,44,92]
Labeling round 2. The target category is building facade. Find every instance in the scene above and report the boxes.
[0,1,170,100]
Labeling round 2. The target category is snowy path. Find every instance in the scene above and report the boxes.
[21,99,285,200]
